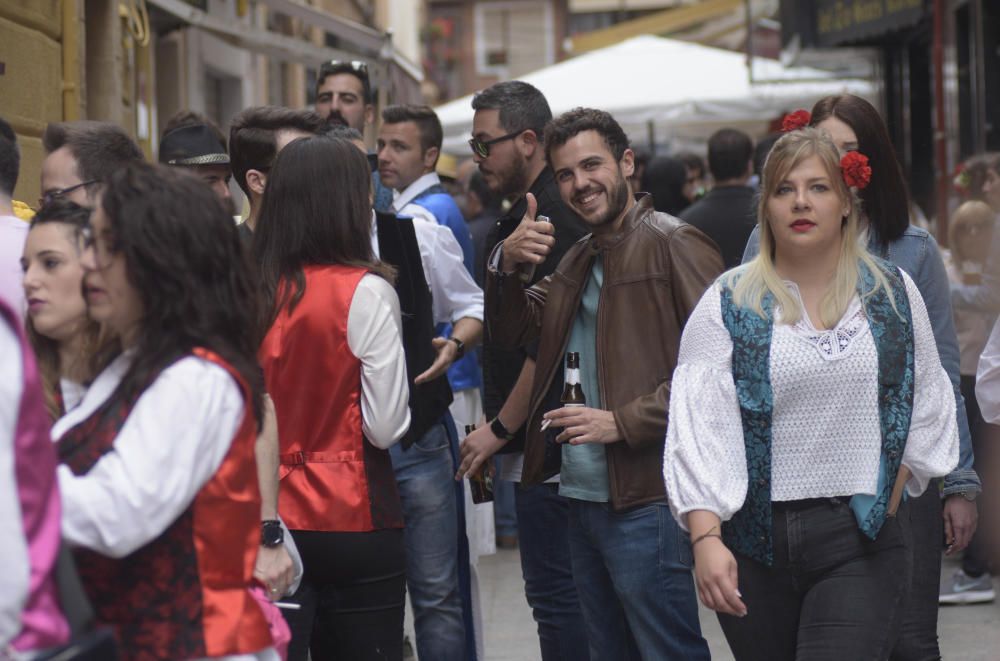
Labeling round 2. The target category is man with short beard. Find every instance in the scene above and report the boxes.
[455,80,590,661]
[313,59,393,211]
[485,108,722,659]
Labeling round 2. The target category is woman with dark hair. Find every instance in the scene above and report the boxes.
[51,162,278,660]
[641,155,690,216]
[744,94,979,660]
[21,199,117,416]
[254,135,410,661]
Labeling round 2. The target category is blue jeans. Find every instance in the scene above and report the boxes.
[390,422,466,661]
[494,460,517,537]
[567,499,709,661]
[516,483,590,661]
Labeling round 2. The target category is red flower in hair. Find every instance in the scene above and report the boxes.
[841,151,872,190]
[781,109,811,132]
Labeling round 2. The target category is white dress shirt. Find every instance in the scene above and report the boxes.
[391,172,444,220]
[664,272,959,530]
[370,210,483,325]
[348,273,411,447]
[0,319,29,649]
[53,353,278,660]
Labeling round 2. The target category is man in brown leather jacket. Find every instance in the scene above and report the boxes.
[485,108,722,660]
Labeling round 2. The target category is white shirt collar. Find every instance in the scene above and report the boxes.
[370,209,380,258]
[392,172,441,211]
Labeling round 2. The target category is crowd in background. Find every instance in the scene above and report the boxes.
[0,57,999,661]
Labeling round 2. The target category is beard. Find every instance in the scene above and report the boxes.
[485,153,530,198]
[577,168,630,229]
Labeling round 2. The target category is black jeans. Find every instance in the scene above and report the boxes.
[283,528,406,661]
[890,487,944,661]
[960,374,991,578]
[719,498,909,661]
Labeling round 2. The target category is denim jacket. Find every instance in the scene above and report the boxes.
[742,224,980,495]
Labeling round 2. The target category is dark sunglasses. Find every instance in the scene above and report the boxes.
[469,130,524,159]
[39,180,98,208]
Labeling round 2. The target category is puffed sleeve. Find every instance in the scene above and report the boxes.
[664,282,748,531]
[901,271,960,495]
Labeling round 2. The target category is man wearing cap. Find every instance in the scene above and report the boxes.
[159,115,233,211]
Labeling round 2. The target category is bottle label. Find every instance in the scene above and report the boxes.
[565,367,580,385]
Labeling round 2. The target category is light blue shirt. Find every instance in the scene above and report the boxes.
[559,257,610,502]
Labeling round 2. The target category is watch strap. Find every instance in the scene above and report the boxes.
[490,417,516,441]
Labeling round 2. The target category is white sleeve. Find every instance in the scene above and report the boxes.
[901,271,959,495]
[58,357,245,557]
[0,321,29,648]
[977,318,1000,424]
[663,284,748,531]
[347,274,410,449]
[411,219,484,324]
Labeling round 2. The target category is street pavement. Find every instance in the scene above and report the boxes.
[472,548,1000,661]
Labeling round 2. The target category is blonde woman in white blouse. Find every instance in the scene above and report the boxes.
[663,127,958,661]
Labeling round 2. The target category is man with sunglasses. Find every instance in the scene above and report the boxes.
[40,121,144,211]
[455,80,590,661]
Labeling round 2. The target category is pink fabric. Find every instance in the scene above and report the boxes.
[0,215,28,322]
[249,586,290,660]
[1,298,70,651]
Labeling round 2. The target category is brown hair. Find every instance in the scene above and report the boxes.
[26,199,120,417]
[228,106,324,198]
[42,121,144,184]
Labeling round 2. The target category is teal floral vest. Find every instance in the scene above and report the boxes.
[719,258,914,566]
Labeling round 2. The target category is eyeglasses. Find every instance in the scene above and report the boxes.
[79,224,119,268]
[39,180,98,208]
[469,131,524,158]
[319,59,369,79]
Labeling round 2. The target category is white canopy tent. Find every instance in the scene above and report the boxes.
[435,35,875,155]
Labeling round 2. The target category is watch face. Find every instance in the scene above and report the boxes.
[262,522,284,546]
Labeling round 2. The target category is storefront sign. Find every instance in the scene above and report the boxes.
[814,0,925,46]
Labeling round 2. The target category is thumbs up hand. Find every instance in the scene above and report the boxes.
[500,193,555,274]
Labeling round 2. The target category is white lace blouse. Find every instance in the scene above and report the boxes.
[663,271,959,530]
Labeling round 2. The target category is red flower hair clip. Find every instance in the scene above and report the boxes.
[841,151,872,190]
[781,109,811,132]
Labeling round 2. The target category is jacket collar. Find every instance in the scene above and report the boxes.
[504,166,557,223]
[590,193,652,251]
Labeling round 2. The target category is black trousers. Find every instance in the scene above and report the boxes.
[283,528,406,661]
[719,498,909,661]
[959,374,992,578]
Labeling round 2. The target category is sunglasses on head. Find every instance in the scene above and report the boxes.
[468,130,525,159]
[320,59,369,79]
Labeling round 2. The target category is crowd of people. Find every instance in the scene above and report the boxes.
[0,56,997,661]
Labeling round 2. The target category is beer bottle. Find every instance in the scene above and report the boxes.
[465,424,495,504]
[560,352,586,407]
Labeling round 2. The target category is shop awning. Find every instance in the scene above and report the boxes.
[146,0,421,88]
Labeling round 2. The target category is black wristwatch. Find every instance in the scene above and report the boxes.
[261,519,284,547]
[448,336,466,359]
[490,417,516,442]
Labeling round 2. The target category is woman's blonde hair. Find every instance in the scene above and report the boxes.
[724,127,895,327]
[948,200,995,268]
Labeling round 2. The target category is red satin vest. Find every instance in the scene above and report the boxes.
[56,349,272,660]
[260,265,404,532]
